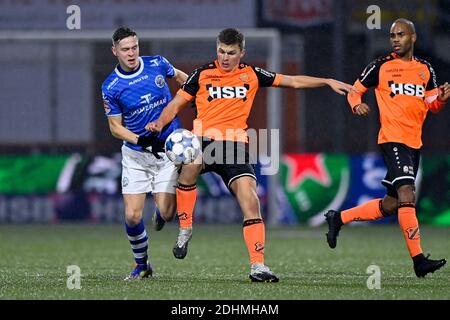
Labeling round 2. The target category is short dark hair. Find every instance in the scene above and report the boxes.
[112,27,137,46]
[217,28,245,51]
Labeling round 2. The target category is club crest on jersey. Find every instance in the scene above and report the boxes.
[206,84,249,102]
[388,81,425,98]
[239,73,249,83]
[418,71,426,81]
[155,75,165,88]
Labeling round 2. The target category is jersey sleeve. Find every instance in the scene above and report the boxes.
[422,60,439,94]
[158,55,175,78]
[420,60,443,112]
[252,66,281,87]
[178,68,201,101]
[347,58,383,112]
[347,79,369,112]
[357,59,381,88]
[101,89,121,116]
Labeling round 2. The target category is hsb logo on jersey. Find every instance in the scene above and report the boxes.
[206,84,249,102]
[388,81,425,98]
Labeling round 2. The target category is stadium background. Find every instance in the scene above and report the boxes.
[0,0,449,226]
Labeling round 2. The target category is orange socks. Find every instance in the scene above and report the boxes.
[243,219,265,265]
[340,197,423,258]
[341,198,384,224]
[176,183,197,229]
[398,203,422,258]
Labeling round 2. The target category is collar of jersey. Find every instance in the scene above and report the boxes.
[391,52,416,63]
[114,57,144,79]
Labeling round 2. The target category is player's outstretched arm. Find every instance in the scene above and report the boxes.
[278,75,352,95]
[173,68,189,85]
[146,94,189,132]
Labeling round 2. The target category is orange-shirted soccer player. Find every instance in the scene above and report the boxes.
[147,28,351,282]
[325,18,449,278]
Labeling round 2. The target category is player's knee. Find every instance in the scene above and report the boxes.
[125,208,143,225]
[381,197,398,216]
[397,184,415,203]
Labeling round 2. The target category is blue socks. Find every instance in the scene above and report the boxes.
[125,219,148,265]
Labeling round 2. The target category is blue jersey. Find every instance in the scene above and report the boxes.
[101,55,180,151]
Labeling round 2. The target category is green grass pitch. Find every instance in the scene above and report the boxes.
[0,224,448,300]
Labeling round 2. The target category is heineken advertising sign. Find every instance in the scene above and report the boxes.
[280,154,349,225]
[0,153,448,225]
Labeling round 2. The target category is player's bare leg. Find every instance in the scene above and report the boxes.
[231,177,279,282]
[152,192,176,231]
[123,194,152,280]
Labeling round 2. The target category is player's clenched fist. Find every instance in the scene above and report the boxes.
[437,82,450,103]
[353,103,370,116]
[145,121,162,132]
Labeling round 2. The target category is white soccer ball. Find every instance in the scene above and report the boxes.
[164,128,201,165]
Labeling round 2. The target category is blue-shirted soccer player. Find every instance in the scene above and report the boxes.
[101,27,188,280]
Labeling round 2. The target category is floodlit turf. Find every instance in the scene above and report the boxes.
[0,223,448,300]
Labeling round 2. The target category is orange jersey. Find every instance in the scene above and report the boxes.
[347,53,439,149]
[177,60,282,142]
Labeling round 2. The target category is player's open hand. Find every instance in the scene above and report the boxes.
[145,121,162,132]
[437,82,450,103]
[353,103,370,116]
[328,79,352,95]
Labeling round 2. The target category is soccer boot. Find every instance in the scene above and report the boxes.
[152,209,166,231]
[173,227,192,259]
[413,254,447,278]
[325,210,343,249]
[249,263,279,283]
[124,263,153,281]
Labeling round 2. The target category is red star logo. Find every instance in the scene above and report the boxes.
[284,153,331,189]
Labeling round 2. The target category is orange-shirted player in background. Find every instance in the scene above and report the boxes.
[147,28,351,282]
[325,18,449,277]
